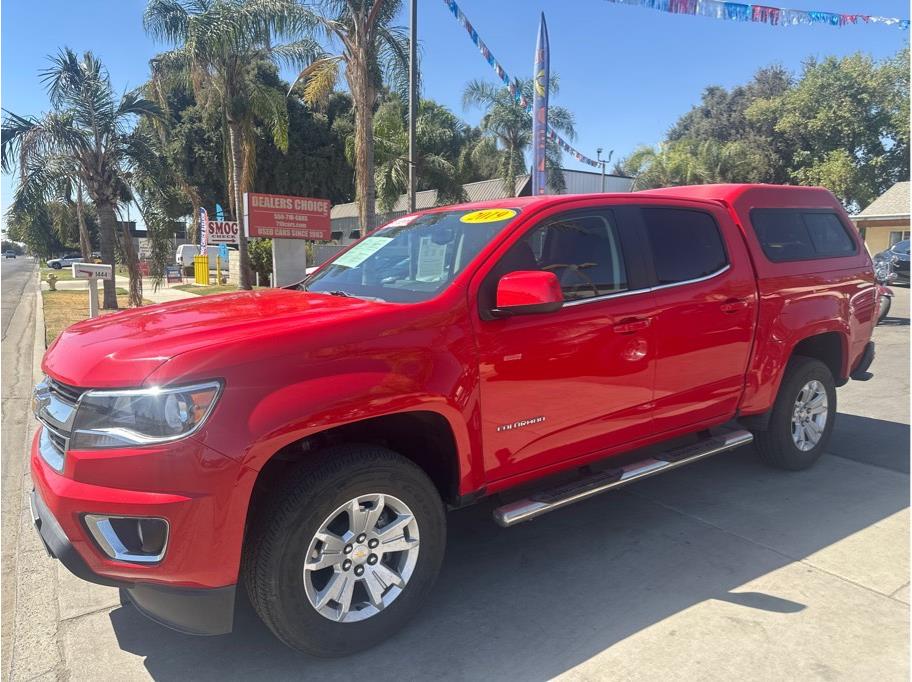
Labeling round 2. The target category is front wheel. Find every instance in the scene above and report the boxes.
[243,445,446,656]
[753,356,837,470]
[50,262,62,269]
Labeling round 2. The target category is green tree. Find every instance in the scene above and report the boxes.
[462,76,575,196]
[370,97,491,211]
[621,139,768,190]
[1,49,160,308]
[291,0,409,232]
[622,48,909,208]
[144,0,319,289]
[747,49,910,209]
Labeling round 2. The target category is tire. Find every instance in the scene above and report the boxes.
[243,444,446,657]
[753,356,837,471]
[877,295,891,324]
[51,262,62,269]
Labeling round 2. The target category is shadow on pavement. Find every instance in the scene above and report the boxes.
[830,412,910,474]
[105,438,909,681]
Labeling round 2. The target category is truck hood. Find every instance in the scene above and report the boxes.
[43,289,378,388]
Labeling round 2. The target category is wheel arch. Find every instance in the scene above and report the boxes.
[244,409,468,538]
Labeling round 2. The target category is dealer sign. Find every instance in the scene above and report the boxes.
[206,220,240,245]
[244,192,331,240]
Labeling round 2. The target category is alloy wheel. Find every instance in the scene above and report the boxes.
[302,493,420,623]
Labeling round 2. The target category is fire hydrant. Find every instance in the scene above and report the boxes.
[46,274,58,291]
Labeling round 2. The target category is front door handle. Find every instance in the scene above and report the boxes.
[720,298,749,313]
[613,317,651,334]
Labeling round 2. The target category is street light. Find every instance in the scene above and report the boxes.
[408,0,417,213]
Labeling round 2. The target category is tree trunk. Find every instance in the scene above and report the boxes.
[119,220,143,307]
[76,185,91,259]
[350,64,377,233]
[96,201,119,309]
[227,121,252,290]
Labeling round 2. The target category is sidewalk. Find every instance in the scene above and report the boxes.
[42,277,200,304]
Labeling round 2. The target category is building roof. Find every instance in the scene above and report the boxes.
[855,181,910,219]
[329,170,634,221]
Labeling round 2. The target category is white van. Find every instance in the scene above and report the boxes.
[175,245,226,271]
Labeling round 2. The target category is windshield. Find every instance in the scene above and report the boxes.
[303,208,520,302]
[892,240,910,255]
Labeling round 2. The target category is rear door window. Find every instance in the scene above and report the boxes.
[750,210,857,262]
[641,208,728,285]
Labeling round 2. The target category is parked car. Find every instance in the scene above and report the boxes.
[46,253,82,269]
[175,244,227,272]
[874,239,910,284]
[30,185,876,656]
[4,251,16,259]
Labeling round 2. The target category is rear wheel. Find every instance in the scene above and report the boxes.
[753,356,836,470]
[243,445,446,656]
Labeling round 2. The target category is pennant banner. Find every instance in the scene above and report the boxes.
[442,0,601,168]
[603,0,909,29]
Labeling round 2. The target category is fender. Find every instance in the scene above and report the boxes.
[739,313,849,416]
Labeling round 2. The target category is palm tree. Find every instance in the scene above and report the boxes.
[371,98,474,211]
[462,76,575,196]
[1,49,160,308]
[144,0,320,290]
[290,0,409,232]
[620,139,767,190]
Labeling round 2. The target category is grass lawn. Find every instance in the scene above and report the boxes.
[174,284,258,296]
[42,289,152,347]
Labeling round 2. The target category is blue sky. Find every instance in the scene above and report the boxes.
[1,0,909,224]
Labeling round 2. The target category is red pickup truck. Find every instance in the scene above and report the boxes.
[30,184,877,656]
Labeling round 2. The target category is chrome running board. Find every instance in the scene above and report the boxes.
[493,429,754,527]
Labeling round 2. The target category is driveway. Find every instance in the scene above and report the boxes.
[5,287,909,681]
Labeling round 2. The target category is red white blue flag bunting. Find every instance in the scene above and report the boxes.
[442,0,601,168]
[603,0,909,29]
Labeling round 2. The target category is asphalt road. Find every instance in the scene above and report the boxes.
[1,257,36,340]
[4,283,909,680]
[1,256,38,680]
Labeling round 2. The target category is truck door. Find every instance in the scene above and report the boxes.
[471,206,656,483]
[638,205,757,432]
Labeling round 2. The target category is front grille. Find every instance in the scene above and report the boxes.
[48,379,84,405]
[44,423,69,453]
[34,377,85,471]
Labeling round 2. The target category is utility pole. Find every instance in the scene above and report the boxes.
[408,0,418,213]
[597,148,605,193]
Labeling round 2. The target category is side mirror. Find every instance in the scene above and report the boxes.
[492,270,563,317]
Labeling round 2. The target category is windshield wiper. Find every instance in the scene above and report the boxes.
[328,290,353,297]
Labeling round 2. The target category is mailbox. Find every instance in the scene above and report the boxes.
[72,263,113,280]
[71,263,113,318]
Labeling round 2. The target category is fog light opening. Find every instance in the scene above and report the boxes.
[84,515,169,564]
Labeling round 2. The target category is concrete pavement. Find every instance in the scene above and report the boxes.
[1,258,38,681]
[4,284,909,680]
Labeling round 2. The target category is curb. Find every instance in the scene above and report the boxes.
[33,284,45,383]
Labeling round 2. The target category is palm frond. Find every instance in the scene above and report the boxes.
[291,56,342,105]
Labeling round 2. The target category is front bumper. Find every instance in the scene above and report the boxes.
[30,488,235,635]
[29,428,256,636]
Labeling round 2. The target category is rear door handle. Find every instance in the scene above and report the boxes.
[613,317,651,334]
[720,298,749,313]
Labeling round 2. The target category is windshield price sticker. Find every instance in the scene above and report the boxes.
[460,208,517,224]
[384,215,418,228]
[332,236,393,268]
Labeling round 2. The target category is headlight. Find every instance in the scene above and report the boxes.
[70,381,222,449]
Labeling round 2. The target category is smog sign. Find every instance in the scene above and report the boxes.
[206,220,240,245]
[244,192,331,240]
